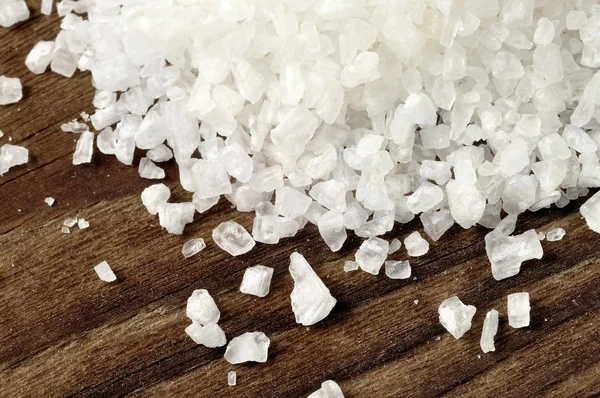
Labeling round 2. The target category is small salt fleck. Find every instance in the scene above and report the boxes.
[388,238,402,254]
[385,260,411,279]
[182,238,206,258]
[343,260,358,272]
[63,217,77,227]
[61,226,70,234]
[546,228,565,242]
[414,299,419,305]
[228,371,236,387]
[77,218,89,229]
[44,197,55,206]
[94,261,117,282]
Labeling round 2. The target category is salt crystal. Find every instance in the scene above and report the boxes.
[492,51,525,80]
[0,144,28,175]
[141,184,170,215]
[25,41,55,74]
[355,237,389,275]
[185,322,227,348]
[406,183,444,214]
[248,166,283,193]
[275,187,312,219]
[480,309,499,353]
[51,43,79,78]
[486,228,543,280]
[77,218,89,229]
[94,261,116,282]
[308,380,345,398]
[270,106,318,154]
[228,371,236,387]
[318,210,347,252]
[138,157,165,180]
[533,17,555,46]
[420,209,454,241]
[158,202,195,235]
[546,228,565,242]
[72,131,94,165]
[41,0,53,15]
[404,232,429,257]
[0,76,23,105]
[581,192,600,233]
[44,197,55,206]
[146,144,173,162]
[186,289,220,325]
[507,292,530,328]
[385,260,411,280]
[388,238,401,254]
[63,217,77,227]
[212,221,255,256]
[61,121,89,133]
[309,180,347,212]
[566,11,587,30]
[224,332,270,364]
[182,238,206,258]
[289,252,336,326]
[240,265,274,297]
[343,261,358,272]
[438,296,476,339]
[61,226,70,234]
[340,51,380,88]
[0,0,29,28]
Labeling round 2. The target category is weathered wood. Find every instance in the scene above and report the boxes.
[1,3,599,397]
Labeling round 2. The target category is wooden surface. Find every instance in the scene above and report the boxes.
[1,4,599,398]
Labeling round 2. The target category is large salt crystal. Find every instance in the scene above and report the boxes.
[507,292,530,328]
[308,380,345,398]
[279,62,305,105]
[480,309,499,353]
[94,261,116,282]
[41,0,53,15]
[404,232,429,257]
[138,157,165,179]
[533,44,564,85]
[270,106,318,155]
[385,260,411,280]
[147,144,173,163]
[240,265,274,298]
[0,144,28,175]
[0,0,29,28]
[581,192,600,233]
[185,322,227,348]
[406,182,444,214]
[192,160,232,198]
[485,227,543,280]
[224,332,270,364]
[212,221,255,256]
[72,131,94,165]
[318,210,347,252]
[249,166,284,193]
[275,187,312,219]
[537,133,571,161]
[562,125,597,154]
[420,209,454,241]
[0,76,23,105]
[495,137,530,177]
[186,289,220,325]
[182,238,206,258]
[158,202,195,235]
[446,180,485,229]
[309,180,347,212]
[355,237,389,275]
[25,41,55,74]
[51,42,79,78]
[533,17,555,45]
[289,252,336,326]
[438,296,476,339]
[141,184,170,215]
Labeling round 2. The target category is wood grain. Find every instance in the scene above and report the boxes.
[1,3,599,397]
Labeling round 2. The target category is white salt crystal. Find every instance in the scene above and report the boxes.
[0,0,30,28]
[308,380,345,398]
[158,202,195,235]
[533,17,555,46]
[61,226,70,234]
[438,296,476,339]
[61,121,89,133]
[566,11,587,30]
[249,166,284,193]
[562,125,597,154]
[141,184,170,215]
[224,332,270,364]
[389,238,401,254]
[581,192,600,233]
[186,289,220,325]
[228,371,236,387]
[63,217,77,227]
[289,252,336,326]
[138,157,165,180]
[26,41,55,74]
[318,210,347,252]
[94,261,116,282]
[507,292,530,328]
[270,106,318,155]
[51,44,79,78]
[93,91,116,110]
[385,260,411,280]
[340,51,380,88]
[546,228,565,242]
[185,322,227,348]
[0,76,23,105]
[44,197,55,206]
[77,218,89,229]
[146,144,173,163]
[480,309,499,353]
[182,238,206,258]
[275,187,312,219]
[343,261,358,272]
[97,128,116,155]
[41,0,53,15]
[309,180,347,212]
[355,237,389,275]
[421,209,454,242]
[279,62,305,105]
[406,183,444,214]
[0,144,28,175]
[212,221,255,256]
[240,265,274,298]
[533,44,564,85]
[492,51,525,80]
[485,229,543,280]
[404,232,429,257]
[72,131,94,165]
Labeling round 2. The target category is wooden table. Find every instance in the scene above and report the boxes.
[1,3,599,397]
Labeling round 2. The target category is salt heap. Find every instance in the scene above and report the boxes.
[0,76,23,105]
[224,332,270,364]
[289,252,336,326]
[507,292,530,328]
[308,380,345,398]
[438,296,476,339]
[240,265,274,298]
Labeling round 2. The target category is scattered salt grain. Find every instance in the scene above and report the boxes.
[141,184,170,215]
[486,226,543,281]
[388,238,402,254]
[480,309,499,353]
[138,157,165,180]
[44,197,55,206]
[77,218,89,229]
[63,217,77,227]
[182,238,206,258]
[0,144,28,175]
[308,380,345,398]
[158,202,195,235]
[186,289,220,325]
[61,226,70,234]
[94,261,116,282]
[0,0,30,28]
[72,131,94,165]
[355,237,389,275]
[507,293,530,328]
[185,322,227,348]
[343,261,358,272]
[212,221,255,256]
[385,260,411,280]
[41,0,52,15]
[26,41,55,74]
[228,371,236,387]
[224,332,270,364]
[438,296,476,339]
[546,228,565,242]
[0,76,23,105]
[404,232,429,257]
[61,121,88,133]
[240,265,274,298]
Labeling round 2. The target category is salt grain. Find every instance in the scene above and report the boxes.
[182,238,206,258]
[94,261,116,282]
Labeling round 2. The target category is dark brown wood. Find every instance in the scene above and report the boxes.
[1,3,599,397]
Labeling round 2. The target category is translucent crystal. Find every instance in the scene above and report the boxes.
[41,0,53,15]
[307,380,345,398]
[146,144,173,162]
[182,238,206,258]
[249,166,284,193]
[0,0,30,28]
[309,180,348,212]
[185,322,227,348]
[228,371,236,387]
[158,202,195,235]
[485,228,543,280]
[289,252,336,326]
[270,106,318,154]
[385,260,411,279]
[446,180,486,229]
[340,51,380,88]
[224,332,270,364]
[44,197,55,206]
[404,232,429,257]
[240,265,274,297]
[0,76,23,105]
[507,292,530,328]
[343,261,358,272]
[318,210,347,252]
[545,227,565,242]
[192,160,232,199]
[138,157,165,179]
[480,309,499,353]
[25,41,55,74]
[141,184,170,215]
[406,182,444,214]
[420,209,454,241]
[275,187,312,219]
[94,261,116,282]
[581,191,600,233]
[533,17,555,46]
[61,226,70,234]
[186,289,220,325]
[388,238,401,254]
[355,237,389,275]
[0,144,28,175]
[212,221,255,256]
[77,218,89,229]
[438,296,476,339]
